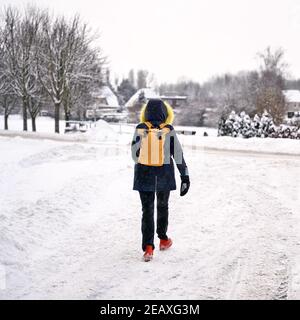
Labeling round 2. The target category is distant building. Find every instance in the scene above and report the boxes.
[125,88,188,123]
[125,88,187,109]
[125,88,159,108]
[92,85,120,108]
[86,86,126,122]
[283,90,300,118]
[160,93,187,108]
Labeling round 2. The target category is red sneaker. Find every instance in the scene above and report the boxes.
[143,245,154,262]
[159,238,173,251]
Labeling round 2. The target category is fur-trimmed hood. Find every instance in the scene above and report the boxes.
[140,99,174,125]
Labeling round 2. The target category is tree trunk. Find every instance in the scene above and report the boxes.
[55,102,60,133]
[23,96,28,131]
[4,114,8,130]
[65,109,71,127]
[77,109,81,121]
[31,116,36,132]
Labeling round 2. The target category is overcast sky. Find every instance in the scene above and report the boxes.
[1,0,300,84]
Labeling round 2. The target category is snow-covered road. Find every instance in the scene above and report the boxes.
[0,135,300,299]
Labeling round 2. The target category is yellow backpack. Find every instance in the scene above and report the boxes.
[137,122,170,166]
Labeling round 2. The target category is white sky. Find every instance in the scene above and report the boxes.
[1,0,300,84]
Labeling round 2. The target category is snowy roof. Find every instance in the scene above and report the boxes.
[160,95,187,100]
[125,88,159,108]
[283,90,300,103]
[93,85,119,107]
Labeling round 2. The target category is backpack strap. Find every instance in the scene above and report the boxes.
[144,122,168,130]
[159,122,168,129]
[144,121,152,129]
[159,122,167,129]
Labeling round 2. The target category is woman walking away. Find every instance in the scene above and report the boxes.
[131,99,190,262]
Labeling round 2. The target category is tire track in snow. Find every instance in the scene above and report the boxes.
[178,151,296,299]
[230,181,293,300]
[0,143,131,299]
[2,139,299,299]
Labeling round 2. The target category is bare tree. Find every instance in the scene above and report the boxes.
[137,69,148,89]
[0,22,18,130]
[63,34,105,124]
[37,14,105,133]
[65,57,104,122]
[27,88,44,131]
[37,15,76,133]
[1,5,106,132]
[128,69,135,88]
[0,95,18,129]
[256,87,286,125]
[256,47,286,124]
[3,6,44,131]
[257,47,287,77]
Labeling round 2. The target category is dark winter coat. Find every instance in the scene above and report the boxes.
[131,99,188,192]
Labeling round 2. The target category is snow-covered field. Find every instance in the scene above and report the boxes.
[0,116,300,299]
[0,115,68,133]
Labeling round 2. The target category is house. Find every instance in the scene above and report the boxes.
[86,85,126,122]
[94,85,120,108]
[125,88,187,109]
[159,90,187,108]
[160,93,187,108]
[283,90,300,118]
[125,88,188,123]
[125,88,160,108]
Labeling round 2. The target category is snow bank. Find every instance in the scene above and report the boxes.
[1,116,299,157]
[112,123,300,157]
[0,129,89,142]
[182,135,300,157]
[86,119,119,143]
[0,118,118,144]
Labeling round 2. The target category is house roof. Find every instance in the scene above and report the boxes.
[160,95,187,100]
[125,88,188,108]
[125,88,159,108]
[283,90,300,103]
[92,85,119,107]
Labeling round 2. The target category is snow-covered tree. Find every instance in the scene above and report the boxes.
[65,56,104,122]
[0,50,18,130]
[3,6,45,131]
[37,14,105,133]
[0,18,19,130]
[62,36,105,123]
[217,110,300,139]
[37,15,77,133]
[0,94,18,130]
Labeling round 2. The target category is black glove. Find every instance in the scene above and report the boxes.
[180,175,190,197]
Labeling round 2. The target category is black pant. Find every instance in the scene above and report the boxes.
[139,191,170,251]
